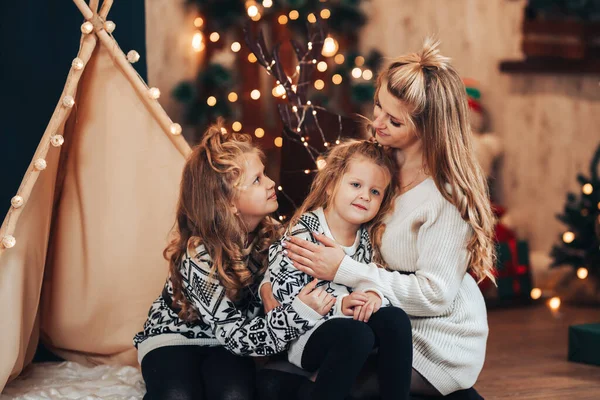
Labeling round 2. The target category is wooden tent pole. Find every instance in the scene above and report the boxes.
[89,0,99,13]
[99,0,114,19]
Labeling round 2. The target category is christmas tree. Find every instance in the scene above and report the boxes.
[551,143,600,282]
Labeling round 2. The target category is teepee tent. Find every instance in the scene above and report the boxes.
[0,0,191,391]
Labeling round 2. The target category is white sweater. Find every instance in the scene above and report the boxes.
[334,178,488,395]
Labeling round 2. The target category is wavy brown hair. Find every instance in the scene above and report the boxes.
[165,120,282,321]
[288,139,398,267]
[374,37,496,283]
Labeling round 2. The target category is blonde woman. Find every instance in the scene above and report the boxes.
[276,39,495,399]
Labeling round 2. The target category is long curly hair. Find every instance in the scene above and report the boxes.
[165,120,282,321]
[374,37,496,283]
[288,139,398,267]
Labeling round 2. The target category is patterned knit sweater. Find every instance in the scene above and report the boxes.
[334,178,488,395]
[134,244,322,363]
[268,208,388,368]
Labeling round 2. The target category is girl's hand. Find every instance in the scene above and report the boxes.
[260,283,281,313]
[353,292,382,323]
[297,279,336,316]
[341,291,369,316]
[283,233,345,281]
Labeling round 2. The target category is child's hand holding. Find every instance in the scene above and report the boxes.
[353,292,382,322]
[341,291,369,316]
[297,279,336,316]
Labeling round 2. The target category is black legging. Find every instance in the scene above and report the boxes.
[258,306,413,400]
[141,345,255,400]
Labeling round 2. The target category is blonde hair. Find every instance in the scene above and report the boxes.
[375,38,496,283]
[166,120,282,321]
[289,139,398,266]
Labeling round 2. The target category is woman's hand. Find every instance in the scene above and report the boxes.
[341,291,369,316]
[297,279,336,316]
[282,233,345,281]
[260,283,281,313]
[353,292,382,323]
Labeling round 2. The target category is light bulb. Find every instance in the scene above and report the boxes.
[207,96,217,106]
[34,158,47,171]
[304,169,310,174]
[1,235,16,249]
[81,21,93,34]
[11,196,24,209]
[530,288,542,300]
[232,121,242,132]
[314,79,325,90]
[289,10,299,20]
[248,53,258,63]
[148,87,161,99]
[334,54,345,64]
[72,58,84,70]
[320,9,331,19]
[548,297,561,311]
[228,92,238,102]
[577,267,589,279]
[322,37,339,57]
[104,21,116,33]
[307,13,317,23]
[231,42,241,52]
[317,61,328,72]
[355,56,365,67]
[192,32,204,52]
[362,69,373,80]
[278,15,288,25]
[263,0,273,7]
[170,123,182,135]
[247,5,259,18]
[562,231,575,244]
[251,90,261,100]
[274,137,283,147]
[332,74,343,84]
[317,158,327,170]
[127,50,140,63]
[255,128,265,138]
[194,17,204,28]
[50,135,64,147]
[62,95,75,108]
[582,183,593,195]
[352,67,362,78]
[209,32,220,42]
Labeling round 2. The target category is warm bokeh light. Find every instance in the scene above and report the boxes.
[232,121,242,132]
[548,297,561,311]
[272,85,286,97]
[263,0,273,7]
[322,36,339,57]
[317,61,328,72]
[355,56,365,66]
[274,137,283,147]
[289,10,299,20]
[194,17,204,28]
[332,74,342,85]
[250,89,261,100]
[255,128,265,138]
[192,32,204,52]
[228,92,238,102]
[577,267,589,280]
[278,15,288,24]
[247,5,259,18]
[562,231,575,243]
[317,158,327,170]
[314,79,325,90]
[320,9,331,19]
[307,13,317,23]
[582,183,593,195]
[248,53,258,63]
[530,288,542,300]
[352,67,362,78]
[362,69,373,80]
[334,54,345,64]
[207,96,217,106]
[231,42,241,52]
[209,32,220,42]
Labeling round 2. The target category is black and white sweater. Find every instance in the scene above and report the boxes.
[133,244,321,363]
[268,208,389,367]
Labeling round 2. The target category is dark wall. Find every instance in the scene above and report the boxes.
[0,0,147,212]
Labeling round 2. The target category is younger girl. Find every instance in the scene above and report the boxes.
[263,140,413,400]
[134,122,335,400]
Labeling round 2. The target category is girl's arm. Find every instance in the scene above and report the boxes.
[183,256,321,357]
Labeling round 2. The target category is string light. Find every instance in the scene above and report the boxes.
[334,54,345,64]
[231,42,241,52]
[209,32,220,42]
[312,59,317,64]
[34,159,47,171]
[50,135,64,147]
[263,0,273,7]
[304,169,311,174]
[247,5,259,17]
[192,32,204,52]
[255,128,265,138]
[335,140,340,144]
[355,56,365,67]
[332,74,343,84]
[322,37,339,57]
[1,235,16,249]
[248,53,258,63]
[303,142,309,147]
[548,297,561,311]
[278,15,288,24]
[577,267,589,279]
[207,96,217,106]
[232,121,242,132]
[530,288,542,300]
[317,158,327,170]
[11,196,24,209]
[278,186,283,191]
[289,10,299,20]
[314,79,325,90]
[104,21,116,33]
[251,90,261,100]
[272,85,286,97]
[582,183,593,195]
[317,61,328,72]
[351,67,362,78]
[221,127,228,134]
[127,50,140,63]
[279,215,285,221]
[562,231,575,243]
[292,106,298,112]
[170,123,182,135]
[274,137,283,147]
[362,69,373,80]
[194,17,204,28]
[324,142,329,147]
[228,92,238,102]
[320,9,331,19]
[62,95,75,108]
[71,58,84,70]
[81,21,93,34]
[148,87,161,100]
[251,12,262,21]
[307,13,317,23]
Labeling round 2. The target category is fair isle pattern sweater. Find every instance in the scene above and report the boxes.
[334,178,488,395]
[133,244,321,363]
[268,208,388,368]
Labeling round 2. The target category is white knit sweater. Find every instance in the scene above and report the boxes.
[334,178,488,395]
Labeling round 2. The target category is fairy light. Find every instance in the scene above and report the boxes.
[334,54,345,64]
[228,92,238,102]
[192,32,204,52]
[170,123,182,135]
[292,106,298,112]
[332,74,343,84]
[530,288,542,300]
[72,58,84,70]
[34,159,47,171]
[251,90,261,100]
[221,127,228,134]
[312,59,317,64]
[562,231,575,243]
[291,84,297,92]
[251,12,262,21]
[62,95,75,108]
[231,42,241,52]
[352,67,362,78]
[194,17,204,28]
[247,5,259,18]
[248,53,258,63]
[317,61,328,72]
[1,235,16,249]
[207,96,217,106]
[324,142,330,147]
[81,21,93,34]
[314,79,325,90]
[577,267,589,280]
[127,50,140,63]
[50,135,64,147]
[278,15,288,24]
[317,158,327,170]
[582,183,593,195]
[11,196,24,209]
[272,85,286,97]
[279,215,285,221]
[148,88,161,99]
[255,128,265,138]
[304,169,311,174]
[362,69,373,80]
[209,32,220,42]
[307,13,317,23]
[104,21,116,33]
[232,121,242,132]
[303,142,309,147]
[289,10,299,20]
[320,9,331,19]
[274,137,283,147]
[548,297,561,311]
[355,56,365,67]
[263,0,273,7]
[335,140,340,144]
[322,37,339,57]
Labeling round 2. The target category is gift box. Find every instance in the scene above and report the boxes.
[568,323,600,366]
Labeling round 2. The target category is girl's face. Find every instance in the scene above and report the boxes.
[372,82,420,151]
[327,157,390,229]
[233,152,278,231]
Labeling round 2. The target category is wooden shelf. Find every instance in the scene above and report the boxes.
[499,59,600,75]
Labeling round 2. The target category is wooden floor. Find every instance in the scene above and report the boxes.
[477,305,600,399]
